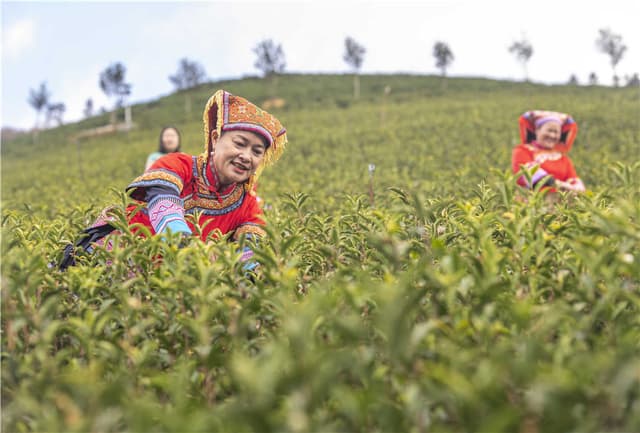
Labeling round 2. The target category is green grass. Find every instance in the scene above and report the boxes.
[2,74,640,432]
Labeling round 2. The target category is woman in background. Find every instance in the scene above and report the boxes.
[144,126,182,170]
[512,110,585,193]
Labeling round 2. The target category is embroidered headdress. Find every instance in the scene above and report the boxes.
[519,110,578,153]
[203,90,287,192]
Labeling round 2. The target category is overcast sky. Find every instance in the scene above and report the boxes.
[2,0,638,129]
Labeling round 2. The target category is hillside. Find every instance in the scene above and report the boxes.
[3,74,639,217]
[2,74,640,432]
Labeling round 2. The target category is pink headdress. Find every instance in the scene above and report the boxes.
[534,116,563,129]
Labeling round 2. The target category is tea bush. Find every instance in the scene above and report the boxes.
[2,75,639,432]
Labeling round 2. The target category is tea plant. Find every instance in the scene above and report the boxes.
[2,75,639,432]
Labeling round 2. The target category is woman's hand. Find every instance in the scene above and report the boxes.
[555,179,585,192]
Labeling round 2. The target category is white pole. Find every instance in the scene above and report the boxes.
[125,106,132,130]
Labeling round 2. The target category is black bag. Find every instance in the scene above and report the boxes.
[58,224,116,271]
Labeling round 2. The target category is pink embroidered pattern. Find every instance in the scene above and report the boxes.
[149,199,185,234]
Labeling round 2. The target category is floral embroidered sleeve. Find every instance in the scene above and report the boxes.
[126,153,194,236]
[145,186,192,235]
[512,145,555,188]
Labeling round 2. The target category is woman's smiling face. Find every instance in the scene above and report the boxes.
[211,130,267,188]
[535,121,562,149]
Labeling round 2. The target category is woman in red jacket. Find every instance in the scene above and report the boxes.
[59,89,287,270]
[512,110,585,193]
[125,89,286,241]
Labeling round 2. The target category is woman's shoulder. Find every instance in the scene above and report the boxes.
[512,143,534,156]
[140,152,199,185]
[235,186,264,216]
[513,143,535,151]
[243,188,261,205]
[150,152,195,168]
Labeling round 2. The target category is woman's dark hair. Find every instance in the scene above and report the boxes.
[158,126,181,153]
